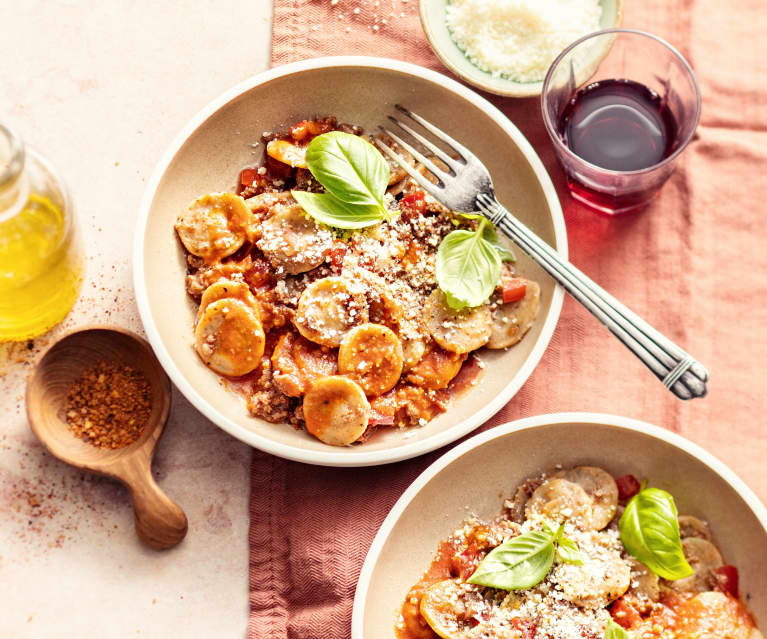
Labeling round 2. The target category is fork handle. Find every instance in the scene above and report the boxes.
[480,195,708,400]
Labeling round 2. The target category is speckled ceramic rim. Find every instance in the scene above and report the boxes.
[133,56,567,467]
[351,412,767,636]
[541,28,703,176]
[419,0,624,98]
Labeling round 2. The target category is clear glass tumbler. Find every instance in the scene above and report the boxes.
[542,29,701,214]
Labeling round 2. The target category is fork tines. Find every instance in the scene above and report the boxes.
[375,105,469,196]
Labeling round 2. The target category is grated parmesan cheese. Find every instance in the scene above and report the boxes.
[445,0,602,83]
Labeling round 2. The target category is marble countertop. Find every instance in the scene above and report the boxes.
[0,2,272,636]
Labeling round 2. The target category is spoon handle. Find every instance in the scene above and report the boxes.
[124,459,188,550]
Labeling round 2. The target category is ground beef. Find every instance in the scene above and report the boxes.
[245,356,297,425]
[336,122,363,136]
[294,168,324,192]
[185,262,249,299]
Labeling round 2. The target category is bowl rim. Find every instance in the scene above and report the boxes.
[132,55,567,467]
[351,411,767,636]
[419,0,624,98]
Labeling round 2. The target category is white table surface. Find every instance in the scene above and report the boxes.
[0,2,272,636]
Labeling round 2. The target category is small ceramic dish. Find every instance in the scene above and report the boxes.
[352,412,767,637]
[420,0,624,97]
[133,57,567,467]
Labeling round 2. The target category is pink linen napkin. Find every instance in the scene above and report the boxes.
[251,1,767,636]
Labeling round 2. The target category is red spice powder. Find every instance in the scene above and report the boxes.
[65,360,152,449]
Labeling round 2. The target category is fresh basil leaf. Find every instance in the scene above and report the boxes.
[291,190,384,230]
[457,213,515,262]
[481,220,516,262]
[619,486,694,581]
[305,131,389,209]
[556,536,584,565]
[605,619,635,639]
[436,219,502,310]
[467,530,555,591]
[542,520,558,537]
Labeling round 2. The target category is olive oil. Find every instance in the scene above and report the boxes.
[0,126,83,342]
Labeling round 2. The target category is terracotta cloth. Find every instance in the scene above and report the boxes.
[250,2,767,637]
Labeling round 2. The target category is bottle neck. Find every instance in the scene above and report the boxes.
[0,124,29,223]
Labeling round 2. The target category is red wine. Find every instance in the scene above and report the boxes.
[558,79,678,172]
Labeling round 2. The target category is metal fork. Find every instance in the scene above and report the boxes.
[375,105,708,400]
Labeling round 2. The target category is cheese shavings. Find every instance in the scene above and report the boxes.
[446,0,602,82]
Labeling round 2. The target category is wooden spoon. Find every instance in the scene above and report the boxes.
[25,326,188,550]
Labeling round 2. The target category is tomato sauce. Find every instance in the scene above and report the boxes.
[445,354,484,398]
[613,590,757,639]
[396,522,505,639]
[396,539,457,639]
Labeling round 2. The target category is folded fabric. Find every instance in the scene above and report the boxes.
[251,1,767,636]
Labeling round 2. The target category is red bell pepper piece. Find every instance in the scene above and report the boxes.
[239,168,259,189]
[616,474,641,501]
[400,191,427,217]
[502,278,527,304]
[715,565,739,598]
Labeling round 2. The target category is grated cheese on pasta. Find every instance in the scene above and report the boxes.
[445,0,602,83]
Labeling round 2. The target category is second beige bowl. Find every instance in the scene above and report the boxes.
[353,413,767,637]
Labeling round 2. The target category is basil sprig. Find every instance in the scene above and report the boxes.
[291,191,384,230]
[436,217,515,310]
[291,132,390,229]
[605,619,634,639]
[467,523,583,591]
[618,485,694,581]
[556,535,585,565]
[545,521,584,566]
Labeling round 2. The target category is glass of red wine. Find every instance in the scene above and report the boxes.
[542,29,701,214]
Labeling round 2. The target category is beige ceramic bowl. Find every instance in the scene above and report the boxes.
[420,0,623,97]
[133,57,566,467]
[352,413,767,637]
